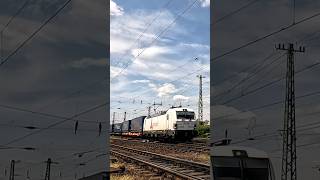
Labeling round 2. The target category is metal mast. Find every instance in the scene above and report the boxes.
[197,75,204,124]
[276,43,305,180]
[9,160,15,180]
[44,158,52,180]
[44,158,58,180]
[111,112,115,132]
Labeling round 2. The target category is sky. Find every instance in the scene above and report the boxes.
[0,0,108,179]
[110,0,210,123]
[212,0,320,179]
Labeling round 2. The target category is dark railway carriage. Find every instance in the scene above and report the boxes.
[111,123,122,135]
[121,120,131,135]
[129,116,146,136]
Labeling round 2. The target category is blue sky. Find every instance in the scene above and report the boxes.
[110,0,210,122]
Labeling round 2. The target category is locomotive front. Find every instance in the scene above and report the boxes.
[173,108,197,139]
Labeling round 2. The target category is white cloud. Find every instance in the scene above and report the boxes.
[148,83,177,97]
[173,95,190,101]
[110,0,124,16]
[110,9,175,54]
[132,79,150,83]
[111,65,128,78]
[199,0,210,7]
[131,46,173,59]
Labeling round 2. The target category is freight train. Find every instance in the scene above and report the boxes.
[110,107,197,141]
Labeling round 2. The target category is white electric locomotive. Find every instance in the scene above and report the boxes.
[143,107,197,141]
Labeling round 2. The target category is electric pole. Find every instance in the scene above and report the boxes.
[152,101,162,114]
[276,43,305,180]
[112,112,115,132]
[123,111,126,122]
[197,75,204,124]
[9,160,15,180]
[44,158,51,180]
[44,158,58,180]
[148,106,151,118]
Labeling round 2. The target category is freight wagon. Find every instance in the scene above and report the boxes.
[129,116,146,136]
[111,123,122,135]
[110,107,197,141]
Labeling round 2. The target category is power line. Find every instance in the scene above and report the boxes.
[229,107,320,146]
[0,103,105,124]
[0,0,72,67]
[110,0,200,81]
[212,51,277,86]
[219,61,320,105]
[0,0,31,33]
[214,0,260,25]
[1,101,107,146]
[213,52,285,102]
[112,0,174,68]
[212,10,320,62]
[212,89,320,122]
[1,0,32,60]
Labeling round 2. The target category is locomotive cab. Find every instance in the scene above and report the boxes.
[143,107,197,141]
[210,146,275,180]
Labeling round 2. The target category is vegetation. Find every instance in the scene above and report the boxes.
[195,122,210,138]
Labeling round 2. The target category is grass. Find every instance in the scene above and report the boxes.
[110,161,140,180]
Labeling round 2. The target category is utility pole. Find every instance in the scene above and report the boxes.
[112,112,115,132]
[123,111,126,122]
[197,75,204,124]
[147,106,151,118]
[44,158,58,180]
[276,43,305,180]
[152,101,162,114]
[9,160,15,180]
[44,158,51,180]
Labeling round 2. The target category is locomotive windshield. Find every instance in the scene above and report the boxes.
[212,157,272,180]
[176,111,195,120]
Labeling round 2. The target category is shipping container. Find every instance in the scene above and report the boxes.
[113,123,122,133]
[130,116,146,134]
[122,120,130,133]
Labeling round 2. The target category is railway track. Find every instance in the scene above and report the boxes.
[111,144,210,180]
[111,138,209,153]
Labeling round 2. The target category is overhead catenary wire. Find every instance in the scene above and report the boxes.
[212,10,320,63]
[226,106,320,146]
[0,0,31,33]
[111,0,200,82]
[212,88,320,123]
[0,0,31,59]
[112,0,174,68]
[0,101,107,147]
[0,0,72,67]
[214,0,260,25]
[212,51,278,86]
[219,61,320,105]
[212,52,285,102]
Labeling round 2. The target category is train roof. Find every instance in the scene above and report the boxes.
[210,146,269,158]
[146,107,195,118]
[169,107,195,112]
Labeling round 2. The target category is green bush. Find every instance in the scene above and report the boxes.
[195,122,210,138]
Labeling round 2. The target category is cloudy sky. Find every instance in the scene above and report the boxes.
[212,0,320,179]
[0,0,108,179]
[110,0,210,123]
